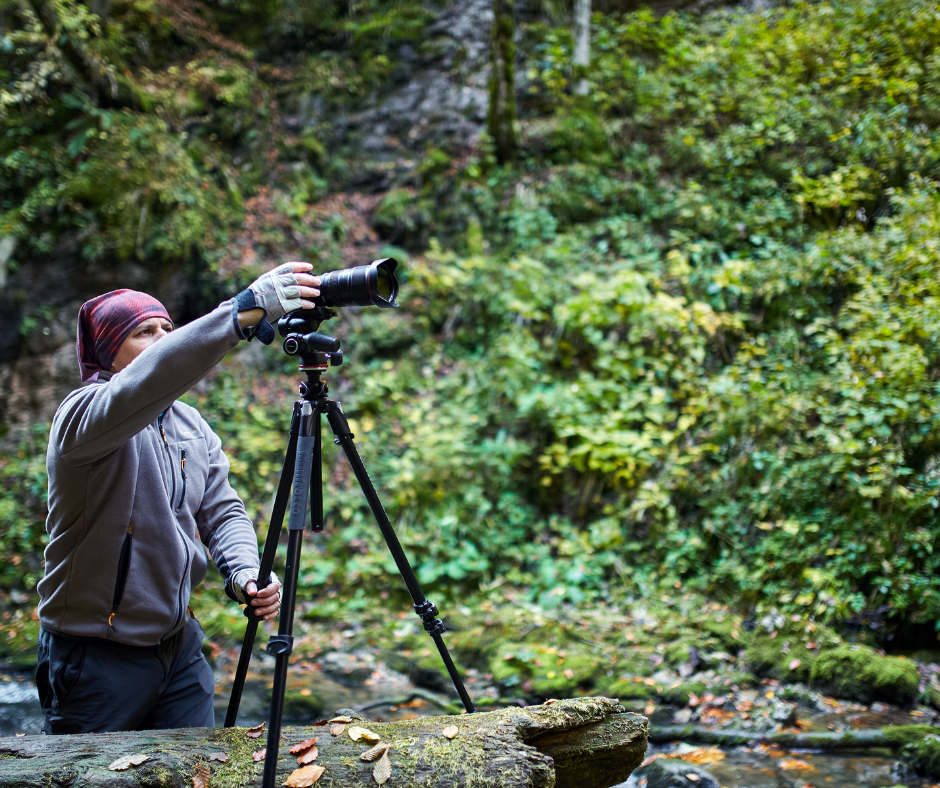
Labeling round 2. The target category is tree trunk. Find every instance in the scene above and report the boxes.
[651,724,898,750]
[573,0,591,96]
[487,0,518,164]
[0,698,647,788]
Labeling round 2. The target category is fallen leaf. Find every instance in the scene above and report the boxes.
[253,749,266,762]
[289,737,319,754]
[360,743,389,762]
[442,726,459,739]
[544,698,559,705]
[789,659,802,671]
[297,746,319,765]
[688,693,700,707]
[208,752,229,763]
[673,708,693,724]
[779,758,816,772]
[373,750,392,785]
[247,722,266,739]
[686,773,700,782]
[330,723,346,736]
[348,725,380,742]
[672,748,725,766]
[193,764,210,788]
[329,715,352,723]
[108,753,150,771]
[284,764,326,787]
[563,668,575,679]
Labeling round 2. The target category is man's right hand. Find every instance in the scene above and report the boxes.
[237,262,322,330]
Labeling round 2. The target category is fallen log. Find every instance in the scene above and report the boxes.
[0,697,647,788]
[650,724,894,750]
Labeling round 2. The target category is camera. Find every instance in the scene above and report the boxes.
[315,257,399,309]
[278,258,399,359]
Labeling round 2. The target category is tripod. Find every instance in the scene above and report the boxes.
[224,311,475,788]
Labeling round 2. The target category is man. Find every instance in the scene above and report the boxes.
[35,262,319,733]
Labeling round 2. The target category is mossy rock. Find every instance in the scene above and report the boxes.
[922,684,940,713]
[810,647,920,706]
[530,651,603,698]
[279,690,326,722]
[885,725,940,777]
[698,618,744,652]
[745,620,840,684]
[602,678,663,701]
[660,681,709,707]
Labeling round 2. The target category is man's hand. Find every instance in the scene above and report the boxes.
[244,578,282,621]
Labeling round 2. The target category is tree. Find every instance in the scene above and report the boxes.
[487,0,518,164]
[573,0,591,96]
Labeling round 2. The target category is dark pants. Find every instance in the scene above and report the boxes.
[36,617,215,734]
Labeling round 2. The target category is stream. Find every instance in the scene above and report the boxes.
[0,655,934,788]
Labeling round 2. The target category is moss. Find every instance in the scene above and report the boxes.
[602,677,662,701]
[745,620,837,684]
[922,684,940,713]
[885,725,940,777]
[203,726,266,788]
[810,647,920,706]
[660,681,709,706]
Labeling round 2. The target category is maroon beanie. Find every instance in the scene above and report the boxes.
[76,290,173,382]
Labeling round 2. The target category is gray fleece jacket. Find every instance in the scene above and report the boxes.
[37,300,261,646]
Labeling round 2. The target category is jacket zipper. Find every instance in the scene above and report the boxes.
[108,524,134,629]
[158,412,188,638]
[176,449,187,512]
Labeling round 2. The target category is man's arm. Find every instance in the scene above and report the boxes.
[196,419,280,618]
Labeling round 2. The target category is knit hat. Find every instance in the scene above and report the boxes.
[76,290,172,382]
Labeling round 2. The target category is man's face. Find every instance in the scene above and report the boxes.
[111,317,173,373]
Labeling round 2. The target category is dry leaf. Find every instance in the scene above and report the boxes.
[373,750,392,785]
[247,722,266,739]
[348,725,379,742]
[789,659,802,671]
[208,752,229,763]
[330,723,346,736]
[108,753,150,771]
[253,749,266,762]
[442,726,459,739]
[297,746,319,765]
[360,743,389,762]
[672,748,725,766]
[779,758,816,772]
[284,764,326,787]
[329,715,352,723]
[193,765,210,788]
[686,773,700,782]
[289,737,319,754]
[543,698,559,705]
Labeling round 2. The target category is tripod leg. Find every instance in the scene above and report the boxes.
[225,402,301,728]
[262,400,318,788]
[325,400,476,714]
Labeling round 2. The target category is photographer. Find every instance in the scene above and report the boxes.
[35,263,320,734]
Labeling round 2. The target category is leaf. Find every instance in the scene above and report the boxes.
[108,753,150,770]
[779,758,816,771]
[330,723,346,736]
[209,752,229,763]
[373,750,392,785]
[253,749,266,762]
[789,659,802,670]
[289,737,319,754]
[297,746,319,765]
[686,773,700,782]
[360,743,389,762]
[348,725,381,743]
[284,764,326,787]
[247,722,266,739]
[442,726,459,739]
[329,715,353,723]
[193,765,210,788]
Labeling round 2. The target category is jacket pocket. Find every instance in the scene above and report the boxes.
[49,638,86,706]
[109,524,134,629]
[176,449,187,512]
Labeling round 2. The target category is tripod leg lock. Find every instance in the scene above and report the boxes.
[414,600,446,636]
[265,635,294,657]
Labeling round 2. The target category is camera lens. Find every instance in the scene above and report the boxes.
[317,258,399,309]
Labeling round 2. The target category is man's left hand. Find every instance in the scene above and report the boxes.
[245,579,281,620]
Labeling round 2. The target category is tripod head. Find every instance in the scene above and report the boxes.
[277,307,343,373]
